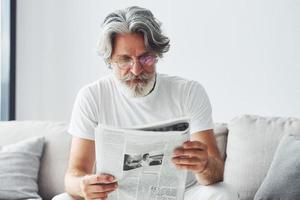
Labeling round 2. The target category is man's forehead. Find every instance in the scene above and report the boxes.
[112,33,147,56]
[114,32,143,41]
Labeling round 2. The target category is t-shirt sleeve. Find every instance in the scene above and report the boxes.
[185,81,214,133]
[68,86,98,140]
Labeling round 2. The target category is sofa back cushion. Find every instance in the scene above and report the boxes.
[254,133,300,199]
[0,136,44,200]
[224,115,300,200]
[0,121,71,200]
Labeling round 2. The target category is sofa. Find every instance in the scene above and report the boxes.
[0,114,299,200]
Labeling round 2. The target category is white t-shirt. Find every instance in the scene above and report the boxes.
[68,73,214,139]
[68,73,214,189]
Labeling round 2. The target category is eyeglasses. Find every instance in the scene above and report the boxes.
[110,54,158,69]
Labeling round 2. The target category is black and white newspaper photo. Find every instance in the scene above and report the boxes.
[95,118,190,200]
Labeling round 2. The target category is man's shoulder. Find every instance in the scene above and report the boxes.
[91,74,114,86]
[77,74,115,97]
[82,74,114,90]
[158,74,200,88]
[158,74,207,100]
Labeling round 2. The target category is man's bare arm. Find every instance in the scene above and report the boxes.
[65,137,118,200]
[192,130,224,185]
[65,137,95,198]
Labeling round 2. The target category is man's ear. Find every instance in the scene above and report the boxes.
[107,59,112,69]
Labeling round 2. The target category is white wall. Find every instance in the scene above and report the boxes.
[16,0,300,122]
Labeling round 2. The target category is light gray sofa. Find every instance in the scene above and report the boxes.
[0,115,299,200]
[0,121,71,200]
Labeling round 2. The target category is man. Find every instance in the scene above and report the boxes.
[55,6,238,200]
[141,153,151,167]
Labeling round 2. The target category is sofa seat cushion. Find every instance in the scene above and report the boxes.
[223,115,300,200]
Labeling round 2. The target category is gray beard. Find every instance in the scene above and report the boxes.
[116,72,156,98]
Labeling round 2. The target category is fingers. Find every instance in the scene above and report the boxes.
[182,141,207,150]
[80,174,118,200]
[175,164,199,170]
[173,148,208,158]
[88,192,108,199]
[173,141,208,159]
[172,157,205,165]
[88,182,118,193]
[172,141,209,173]
[85,174,116,185]
[172,157,208,173]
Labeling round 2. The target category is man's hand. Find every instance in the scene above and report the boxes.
[172,140,209,173]
[171,130,224,185]
[80,174,118,200]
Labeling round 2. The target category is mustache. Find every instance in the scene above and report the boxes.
[120,72,153,82]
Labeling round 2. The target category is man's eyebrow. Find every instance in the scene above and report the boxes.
[138,51,151,57]
[138,52,151,57]
[115,54,131,58]
[115,51,150,58]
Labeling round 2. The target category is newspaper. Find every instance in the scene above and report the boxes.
[95,118,191,200]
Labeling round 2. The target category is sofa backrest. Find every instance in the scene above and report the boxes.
[223,115,300,200]
[0,121,71,200]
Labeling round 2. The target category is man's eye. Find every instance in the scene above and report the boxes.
[140,55,154,64]
[118,57,131,63]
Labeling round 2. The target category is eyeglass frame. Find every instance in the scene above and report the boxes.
[108,53,158,70]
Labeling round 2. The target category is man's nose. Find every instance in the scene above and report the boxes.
[130,61,143,76]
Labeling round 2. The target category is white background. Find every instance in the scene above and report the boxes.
[16,0,300,123]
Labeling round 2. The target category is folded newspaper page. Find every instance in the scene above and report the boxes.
[95,118,191,200]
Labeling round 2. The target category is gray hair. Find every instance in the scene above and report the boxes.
[97,6,170,64]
